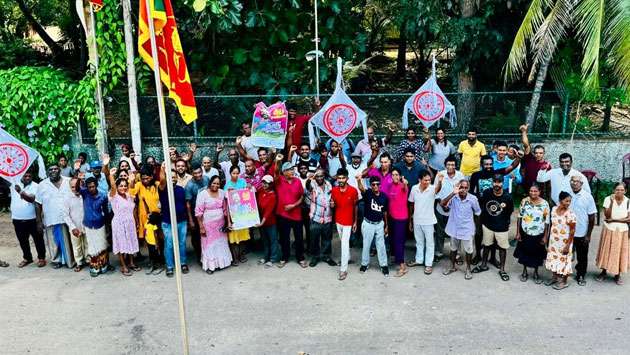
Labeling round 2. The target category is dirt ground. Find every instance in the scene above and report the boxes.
[1,211,629,355]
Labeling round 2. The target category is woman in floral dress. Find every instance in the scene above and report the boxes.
[544,191,576,290]
[109,171,140,276]
[195,176,233,274]
[514,183,550,284]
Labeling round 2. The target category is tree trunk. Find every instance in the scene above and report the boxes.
[601,92,612,131]
[396,20,407,77]
[15,0,64,56]
[456,0,476,132]
[525,55,551,130]
[122,0,143,154]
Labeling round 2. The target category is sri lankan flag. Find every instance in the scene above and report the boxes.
[89,0,103,11]
[138,0,197,124]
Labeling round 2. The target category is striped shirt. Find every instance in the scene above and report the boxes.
[308,180,333,224]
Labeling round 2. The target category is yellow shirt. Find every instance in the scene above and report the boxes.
[458,140,487,176]
[145,223,158,245]
[129,181,160,238]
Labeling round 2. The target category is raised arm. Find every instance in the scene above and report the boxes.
[108,167,118,197]
[214,144,224,169]
[520,124,531,155]
[158,163,167,191]
[356,175,366,193]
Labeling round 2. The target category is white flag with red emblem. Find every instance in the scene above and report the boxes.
[308,57,368,148]
[0,127,46,184]
[402,54,456,129]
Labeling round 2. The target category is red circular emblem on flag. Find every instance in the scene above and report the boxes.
[413,91,445,122]
[0,143,29,177]
[323,104,357,137]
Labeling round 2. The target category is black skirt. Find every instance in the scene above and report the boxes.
[513,230,547,268]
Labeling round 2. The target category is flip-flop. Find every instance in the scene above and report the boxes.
[615,277,624,286]
[520,273,528,282]
[472,265,489,273]
[465,270,473,280]
[37,260,46,267]
[499,271,510,281]
[394,268,408,277]
[533,274,543,284]
[424,267,433,275]
[121,269,132,276]
[406,261,423,267]
[299,261,308,268]
[73,265,83,272]
[17,260,32,268]
[338,272,347,281]
[552,282,569,290]
[276,261,287,269]
[0,260,9,267]
[442,268,458,276]
[544,279,558,287]
[595,274,606,282]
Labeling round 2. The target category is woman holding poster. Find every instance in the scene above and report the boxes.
[224,165,251,265]
[195,176,233,274]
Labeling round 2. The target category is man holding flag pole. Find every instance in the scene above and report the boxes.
[138,0,197,353]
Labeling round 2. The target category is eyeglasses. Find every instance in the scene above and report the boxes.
[371,182,380,186]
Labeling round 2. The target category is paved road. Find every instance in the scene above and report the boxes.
[0,211,628,354]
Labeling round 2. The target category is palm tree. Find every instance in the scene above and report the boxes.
[504,0,630,130]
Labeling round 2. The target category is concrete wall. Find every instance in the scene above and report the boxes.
[70,136,630,182]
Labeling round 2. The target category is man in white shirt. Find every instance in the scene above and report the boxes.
[353,125,393,162]
[408,170,443,274]
[11,171,46,268]
[35,164,74,269]
[568,175,597,286]
[237,122,260,161]
[201,156,219,180]
[537,152,590,205]
[434,156,465,259]
[63,177,88,271]
[215,144,246,183]
[327,140,346,180]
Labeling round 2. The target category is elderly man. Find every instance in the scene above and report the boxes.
[568,175,597,286]
[201,156,220,180]
[63,177,87,272]
[80,176,112,276]
[11,170,46,268]
[305,168,334,268]
[35,165,74,269]
[519,124,551,191]
[274,155,307,268]
[441,179,481,280]
[215,144,245,182]
[536,153,590,205]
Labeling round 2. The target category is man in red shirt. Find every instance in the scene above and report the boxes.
[256,175,280,267]
[331,167,359,281]
[519,124,551,194]
[274,155,307,268]
[286,100,319,148]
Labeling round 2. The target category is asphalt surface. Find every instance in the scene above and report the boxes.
[0,211,629,355]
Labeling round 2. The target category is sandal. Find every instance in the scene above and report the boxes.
[17,260,32,268]
[499,271,510,281]
[443,268,458,276]
[520,273,528,282]
[406,261,423,267]
[37,259,46,267]
[464,270,473,280]
[544,279,558,287]
[231,261,239,267]
[472,265,489,273]
[338,272,348,281]
[239,255,248,263]
[394,268,409,277]
[299,260,308,268]
[577,277,587,286]
[0,260,9,267]
[595,273,606,282]
[206,269,214,275]
[276,261,287,268]
[615,276,624,285]
[121,268,132,276]
[181,265,189,274]
[424,267,433,275]
[74,265,83,272]
[533,273,543,285]
[130,265,142,272]
[553,282,569,290]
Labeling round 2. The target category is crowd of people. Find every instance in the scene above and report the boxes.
[2,116,629,289]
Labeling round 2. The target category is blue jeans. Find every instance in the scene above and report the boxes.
[162,221,187,270]
[260,225,281,263]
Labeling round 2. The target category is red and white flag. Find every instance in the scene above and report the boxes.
[0,127,46,184]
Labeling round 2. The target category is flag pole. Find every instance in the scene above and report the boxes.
[144,1,190,354]
[314,0,320,101]
[121,0,142,156]
[89,3,109,155]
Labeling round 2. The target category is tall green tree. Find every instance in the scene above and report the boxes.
[504,0,630,129]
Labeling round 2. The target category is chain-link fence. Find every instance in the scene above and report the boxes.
[79,90,629,147]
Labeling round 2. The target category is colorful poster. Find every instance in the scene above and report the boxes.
[251,102,288,149]
[308,57,367,148]
[402,55,456,129]
[226,187,260,230]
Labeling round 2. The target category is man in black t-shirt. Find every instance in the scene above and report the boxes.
[357,176,389,276]
[473,174,514,281]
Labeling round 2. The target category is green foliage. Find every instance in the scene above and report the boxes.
[0,38,44,69]
[0,67,98,163]
[94,2,128,96]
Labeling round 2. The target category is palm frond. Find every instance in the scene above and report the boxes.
[503,0,552,86]
[574,0,605,96]
[604,0,630,90]
[527,0,573,84]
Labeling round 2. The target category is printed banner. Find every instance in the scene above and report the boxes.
[251,102,288,149]
[402,55,456,129]
[0,127,46,184]
[226,188,261,230]
[308,57,367,148]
